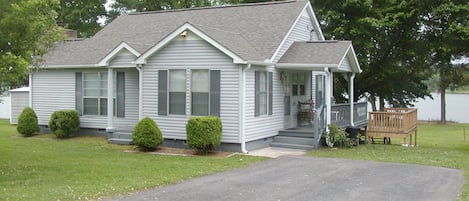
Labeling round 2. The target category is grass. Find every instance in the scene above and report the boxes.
[0,120,266,201]
[307,123,469,201]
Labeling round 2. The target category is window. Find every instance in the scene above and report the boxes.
[255,71,273,116]
[292,73,306,96]
[169,69,186,115]
[82,72,116,116]
[158,69,220,116]
[191,70,209,115]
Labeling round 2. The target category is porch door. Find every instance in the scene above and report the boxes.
[286,72,309,128]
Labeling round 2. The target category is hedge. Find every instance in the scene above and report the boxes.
[132,117,163,151]
[16,107,40,136]
[48,110,80,138]
[186,116,222,153]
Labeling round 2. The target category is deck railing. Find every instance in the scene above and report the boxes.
[367,108,418,145]
[331,102,368,127]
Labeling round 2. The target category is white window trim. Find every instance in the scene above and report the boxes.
[82,72,117,116]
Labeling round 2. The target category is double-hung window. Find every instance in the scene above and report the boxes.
[191,70,209,116]
[255,71,273,116]
[158,69,220,116]
[82,72,116,116]
[169,69,186,115]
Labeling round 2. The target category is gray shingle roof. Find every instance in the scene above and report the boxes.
[278,41,352,65]
[43,0,308,66]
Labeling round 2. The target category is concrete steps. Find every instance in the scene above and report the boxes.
[107,130,133,145]
[271,128,317,150]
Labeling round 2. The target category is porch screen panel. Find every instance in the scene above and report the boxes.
[209,70,220,116]
[169,69,186,115]
[75,72,83,115]
[116,72,125,117]
[191,70,209,116]
[158,70,168,115]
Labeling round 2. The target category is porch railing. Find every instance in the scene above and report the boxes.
[368,108,417,137]
[331,102,368,127]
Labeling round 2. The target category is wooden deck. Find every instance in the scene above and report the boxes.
[367,108,418,145]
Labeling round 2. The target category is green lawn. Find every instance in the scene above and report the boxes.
[0,120,266,201]
[307,123,469,201]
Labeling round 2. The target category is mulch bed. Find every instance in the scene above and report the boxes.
[125,146,236,158]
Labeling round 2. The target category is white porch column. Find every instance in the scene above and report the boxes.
[325,68,332,127]
[136,64,143,120]
[106,67,114,131]
[349,73,355,126]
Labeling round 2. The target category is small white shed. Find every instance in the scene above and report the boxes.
[9,87,30,124]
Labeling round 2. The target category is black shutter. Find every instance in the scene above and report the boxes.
[209,70,221,116]
[158,70,168,115]
[254,71,260,117]
[116,72,125,117]
[268,72,273,115]
[75,72,82,115]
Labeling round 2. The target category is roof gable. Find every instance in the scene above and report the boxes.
[135,23,246,64]
[43,0,308,66]
[98,42,140,66]
[277,41,362,73]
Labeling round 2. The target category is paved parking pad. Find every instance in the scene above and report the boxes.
[107,156,464,201]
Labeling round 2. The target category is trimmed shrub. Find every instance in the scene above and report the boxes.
[186,116,222,153]
[16,107,40,136]
[132,117,163,151]
[48,110,80,138]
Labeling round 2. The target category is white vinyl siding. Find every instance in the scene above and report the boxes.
[273,10,318,63]
[108,49,137,67]
[32,69,139,130]
[142,37,240,143]
[245,66,284,142]
[31,70,76,125]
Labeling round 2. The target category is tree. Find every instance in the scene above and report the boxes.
[312,0,433,111]
[57,0,107,38]
[0,0,64,94]
[419,0,469,124]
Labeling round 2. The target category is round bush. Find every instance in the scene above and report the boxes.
[48,110,80,138]
[186,116,222,153]
[132,117,163,151]
[16,107,40,137]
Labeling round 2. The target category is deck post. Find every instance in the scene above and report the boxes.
[348,73,355,126]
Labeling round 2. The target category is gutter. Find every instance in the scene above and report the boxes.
[240,63,251,154]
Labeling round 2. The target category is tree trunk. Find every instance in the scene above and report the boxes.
[440,90,446,124]
[379,97,385,111]
[369,96,377,111]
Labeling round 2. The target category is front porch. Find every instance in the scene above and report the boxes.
[271,102,368,149]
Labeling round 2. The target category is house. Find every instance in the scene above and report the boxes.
[32,0,367,152]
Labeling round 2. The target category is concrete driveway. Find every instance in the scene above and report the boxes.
[106,156,464,201]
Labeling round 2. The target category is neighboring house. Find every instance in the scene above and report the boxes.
[9,87,30,124]
[32,0,366,152]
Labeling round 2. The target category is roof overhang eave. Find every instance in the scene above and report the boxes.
[276,63,337,70]
[35,64,108,69]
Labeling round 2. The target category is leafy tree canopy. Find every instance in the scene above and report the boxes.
[0,0,64,94]
[57,0,107,38]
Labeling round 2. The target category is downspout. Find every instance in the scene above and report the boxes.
[136,64,143,120]
[28,71,33,107]
[240,63,251,154]
[349,73,355,126]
